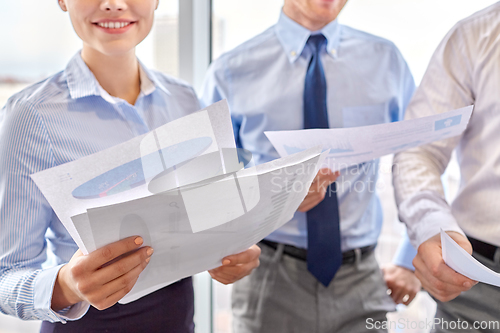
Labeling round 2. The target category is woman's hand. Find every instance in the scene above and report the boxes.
[209,245,261,284]
[52,236,153,311]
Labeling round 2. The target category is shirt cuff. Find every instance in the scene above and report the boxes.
[408,210,465,249]
[393,234,417,271]
[33,264,90,323]
[398,190,466,248]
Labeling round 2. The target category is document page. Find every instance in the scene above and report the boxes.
[441,230,500,288]
[31,99,328,304]
[84,147,325,303]
[31,101,234,252]
[265,106,473,171]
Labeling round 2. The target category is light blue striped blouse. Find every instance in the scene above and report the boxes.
[0,53,200,322]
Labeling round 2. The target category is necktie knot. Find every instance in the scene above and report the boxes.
[307,34,327,55]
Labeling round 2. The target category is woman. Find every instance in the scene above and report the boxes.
[0,1,260,332]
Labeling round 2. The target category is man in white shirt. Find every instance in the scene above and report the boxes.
[393,3,500,331]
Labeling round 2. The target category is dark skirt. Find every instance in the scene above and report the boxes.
[40,277,194,333]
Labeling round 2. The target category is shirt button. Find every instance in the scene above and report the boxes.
[331,49,337,56]
[291,51,297,57]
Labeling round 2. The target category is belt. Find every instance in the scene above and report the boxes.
[468,236,500,261]
[260,239,375,264]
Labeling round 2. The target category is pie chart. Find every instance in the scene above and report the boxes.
[72,137,213,199]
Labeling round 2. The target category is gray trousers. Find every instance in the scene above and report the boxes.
[432,251,500,333]
[232,243,395,333]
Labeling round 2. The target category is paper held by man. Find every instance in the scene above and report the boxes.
[441,230,500,288]
[265,105,474,171]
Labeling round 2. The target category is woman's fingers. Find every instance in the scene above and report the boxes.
[220,245,261,266]
[86,236,145,270]
[92,246,153,285]
[53,236,154,311]
[90,261,148,310]
[209,262,258,284]
[93,265,145,310]
[209,245,261,284]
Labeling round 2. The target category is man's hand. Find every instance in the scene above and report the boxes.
[52,236,153,311]
[298,168,340,212]
[209,245,261,285]
[413,231,477,302]
[382,263,421,305]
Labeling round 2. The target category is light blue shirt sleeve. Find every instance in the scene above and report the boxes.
[0,99,89,322]
[199,62,226,108]
[397,49,416,121]
[390,51,417,271]
[200,61,244,148]
[392,231,418,271]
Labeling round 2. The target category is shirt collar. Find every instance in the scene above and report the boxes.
[274,11,341,63]
[65,52,170,101]
[137,58,170,96]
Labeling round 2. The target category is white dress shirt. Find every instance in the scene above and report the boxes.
[393,2,500,248]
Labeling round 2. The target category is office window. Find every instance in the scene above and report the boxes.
[0,0,179,108]
[212,0,283,61]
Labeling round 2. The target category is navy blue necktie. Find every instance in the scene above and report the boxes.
[303,34,342,287]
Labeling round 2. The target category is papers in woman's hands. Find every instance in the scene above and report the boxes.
[31,100,327,303]
[441,230,500,288]
[85,147,325,303]
[265,106,474,171]
[32,103,228,251]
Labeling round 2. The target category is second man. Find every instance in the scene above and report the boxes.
[201,0,416,332]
